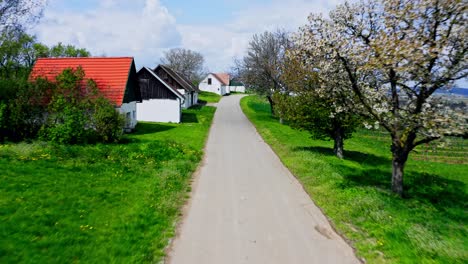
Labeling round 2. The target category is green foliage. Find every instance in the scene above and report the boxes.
[0,67,124,144]
[92,97,124,143]
[276,92,359,142]
[49,42,91,58]
[0,102,6,133]
[0,28,91,80]
[0,28,36,79]
[0,78,23,102]
[0,79,49,141]
[241,95,468,263]
[38,68,123,144]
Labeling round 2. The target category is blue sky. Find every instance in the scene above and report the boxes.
[32,0,467,87]
[33,0,341,72]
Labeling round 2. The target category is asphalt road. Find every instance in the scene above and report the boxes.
[167,95,360,264]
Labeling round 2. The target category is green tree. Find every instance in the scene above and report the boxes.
[2,78,49,141]
[0,28,35,78]
[279,55,360,158]
[49,42,91,58]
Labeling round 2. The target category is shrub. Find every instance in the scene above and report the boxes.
[38,68,124,144]
[0,79,49,141]
[92,97,124,143]
[1,67,125,144]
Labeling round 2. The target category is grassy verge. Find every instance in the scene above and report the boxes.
[0,106,216,263]
[198,91,221,104]
[240,95,467,264]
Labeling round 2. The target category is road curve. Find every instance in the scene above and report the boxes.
[167,95,360,264]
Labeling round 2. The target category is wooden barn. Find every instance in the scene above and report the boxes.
[154,65,199,109]
[30,57,142,131]
[137,67,185,123]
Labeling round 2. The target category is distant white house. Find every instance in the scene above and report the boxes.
[199,73,246,95]
[229,78,246,93]
[136,67,185,123]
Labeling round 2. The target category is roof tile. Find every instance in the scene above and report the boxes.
[212,73,230,86]
[30,57,134,106]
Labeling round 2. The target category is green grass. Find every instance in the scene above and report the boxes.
[241,95,467,264]
[198,91,221,104]
[0,106,216,263]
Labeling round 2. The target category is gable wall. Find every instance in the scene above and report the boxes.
[199,74,224,95]
[123,60,142,104]
[138,69,178,100]
[154,67,185,91]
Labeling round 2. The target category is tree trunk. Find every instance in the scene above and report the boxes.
[391,144,409,197]
[266,95,275,116]
[333,127,344,159]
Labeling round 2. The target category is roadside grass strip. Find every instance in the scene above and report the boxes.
[240,95,467,264]
[198,91,222,104]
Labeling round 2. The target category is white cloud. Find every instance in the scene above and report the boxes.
[178,0,344,72]
[34,0,346,72]
[34,0,181,68]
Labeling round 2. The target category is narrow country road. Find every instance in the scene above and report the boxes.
[168,95,360,264]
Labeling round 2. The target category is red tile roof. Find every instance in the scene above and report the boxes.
[30,57,135,107]
[212,73,230,86]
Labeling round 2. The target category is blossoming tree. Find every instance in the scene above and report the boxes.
[296,0,467,196]
[280,49,360,159]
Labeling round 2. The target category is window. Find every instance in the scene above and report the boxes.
[208,78,212,85]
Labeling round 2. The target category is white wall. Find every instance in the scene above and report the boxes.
[137,99,181,123]
[199,74,224,95]
[220,86,226,96]
[225,85,231,94]
[119,101,138,131]
[230,86,246,93]
[178,89,191,109]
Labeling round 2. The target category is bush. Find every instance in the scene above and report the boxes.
[0,79,49,142]
[1,67,125,144]
[39,68,124,144]
[92,97,124,143]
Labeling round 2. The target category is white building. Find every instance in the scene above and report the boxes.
[229,78,246,93]
[154,65,199,109]
[137,67,185,123]
[199,73,246,95]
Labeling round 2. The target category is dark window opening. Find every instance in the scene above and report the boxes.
[126,112,131,127]
[208,78,212,85]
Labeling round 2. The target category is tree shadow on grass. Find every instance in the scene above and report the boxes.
[133,123,175,135]
[182,113,199,123]
[294,145,467,216]
[188,104,204,110]
[294,146,390,165]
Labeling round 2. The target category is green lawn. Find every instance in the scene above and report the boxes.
[241,95,467,264]
[198,91,221,104]
[0,106,215,263]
